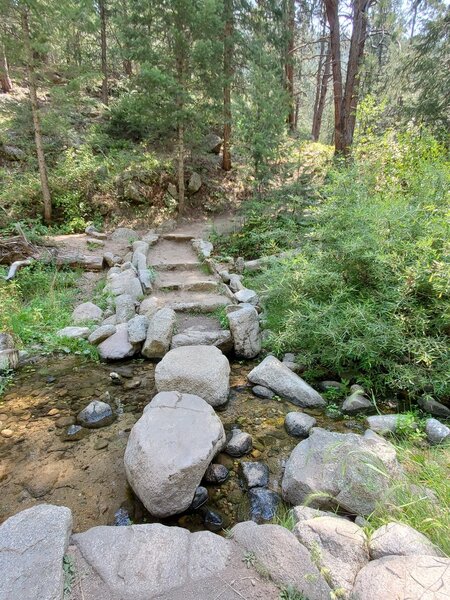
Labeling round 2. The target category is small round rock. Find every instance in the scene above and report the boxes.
[284,412,317,437]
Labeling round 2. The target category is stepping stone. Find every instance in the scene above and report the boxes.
[156,269,219,293]
[154,291,230,313]
[148,239,200,271]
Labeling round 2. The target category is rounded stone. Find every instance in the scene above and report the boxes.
[225,429,252,457]
[284,412,317,437]
[77,400,114,429]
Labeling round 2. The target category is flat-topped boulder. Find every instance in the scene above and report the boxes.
[171,328,233,353]
[155,345,230,407]
[282,427,402,516]
[0,504,72,600]
[248,355,326,408]
[226,304,261,358]
[124,391,226,517]
[351,555,450,600]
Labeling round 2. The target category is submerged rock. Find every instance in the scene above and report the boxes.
[248,355,325,408]
[124,391,226,517]
[248,488,280,522]
[189,486,209,510]
[252,385,275,399]
[199,507,223,532]
[77,400,114,429]
[225,428,252,457]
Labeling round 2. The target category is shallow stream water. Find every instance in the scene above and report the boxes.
[0,354,354,533]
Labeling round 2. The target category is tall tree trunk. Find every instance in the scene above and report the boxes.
[325,0,373,155]
[222,0,233,171]
[312,41,331,141]
[325,0,344,152]
[177,123,185,213]
[99,0,108,105]
[285,0,296,131]
[21,9,52,224]
[342,0,372,151]
[0,43,12,93]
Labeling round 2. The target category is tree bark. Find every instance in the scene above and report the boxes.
[325,0,373,155]
[21,9,52,224]
[312,40,331,141]
[99,0,108,105]
[285,0,296,131]
[177,122,185,213]
[0,43,12,93]
[123,59,133,76]
[222,0,233,171]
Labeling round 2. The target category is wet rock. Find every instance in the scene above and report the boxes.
[114,507,132,526]
[123,379,141,390]
[127,315,149,344]
[77,400,114,429]
[231,521,331,600]
[293,516,369,595]
[418,395,450,418]
[248,355,326,409]
[111,227,139,242]
[98,323,136,360]
[188,172,202,193]
[155,345,230,408]
[88,324,116,345]
[124,391,226,517]
[240,462,269,489]
[252,385,274,399]
[56,326,90,339]
[115,294,136,323]
[352,555,450,600]
[342,388,373,414]
[63,424,85,441]
[142,308,177,358]
[225,428,252,457]
[0,504,72,600]
[248,487,280,522]
[199,507,223,532]
[189,486,209,510]
[204,464,229,484]
[284,412,317,437]
[369,522,444,559]
[425,418,450,445]
[227,304,261,359]
[282,428,402,516]
[234,288,259,306]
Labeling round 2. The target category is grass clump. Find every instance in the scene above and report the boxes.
[249,130,450,405]
[0,263,98,361]
[367,440,450,555]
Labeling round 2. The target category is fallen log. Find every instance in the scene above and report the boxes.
[5,259,34,281]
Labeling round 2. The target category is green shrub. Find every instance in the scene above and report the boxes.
[249,130,450,403]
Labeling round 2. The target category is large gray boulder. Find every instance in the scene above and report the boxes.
[366,414,401,434]
[226,304,261,359]
[248,355,326,408]
[284,412,317,437]
[98,323,136,360]
[293,516,369,596]
[231,521,331,600]
[0,504,72,600]
[155,345,230,407]
[351,555,450,600]
[124,391,226,517]
[418,396,450,418]
[72,301,103,324]
[369,522,444,559]
[282,427,402,516]
[142,308,176,358]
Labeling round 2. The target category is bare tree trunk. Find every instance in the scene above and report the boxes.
[325,0,344,152]
[21,9,52,224]
[99,0,108,105]
[285,0,296,131]
[177,123,185,212]
[311,12,328,140]
[222,0,233,171]
[342,0,372,150]
[0,43,12,93]
[312,40,331,141]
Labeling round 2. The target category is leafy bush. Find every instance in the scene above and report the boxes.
[249,130,450,404]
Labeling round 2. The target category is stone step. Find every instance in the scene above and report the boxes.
[148,239,200,271]
[156,270,219,293]
[161,233,196,242]
[153,290,232,313]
